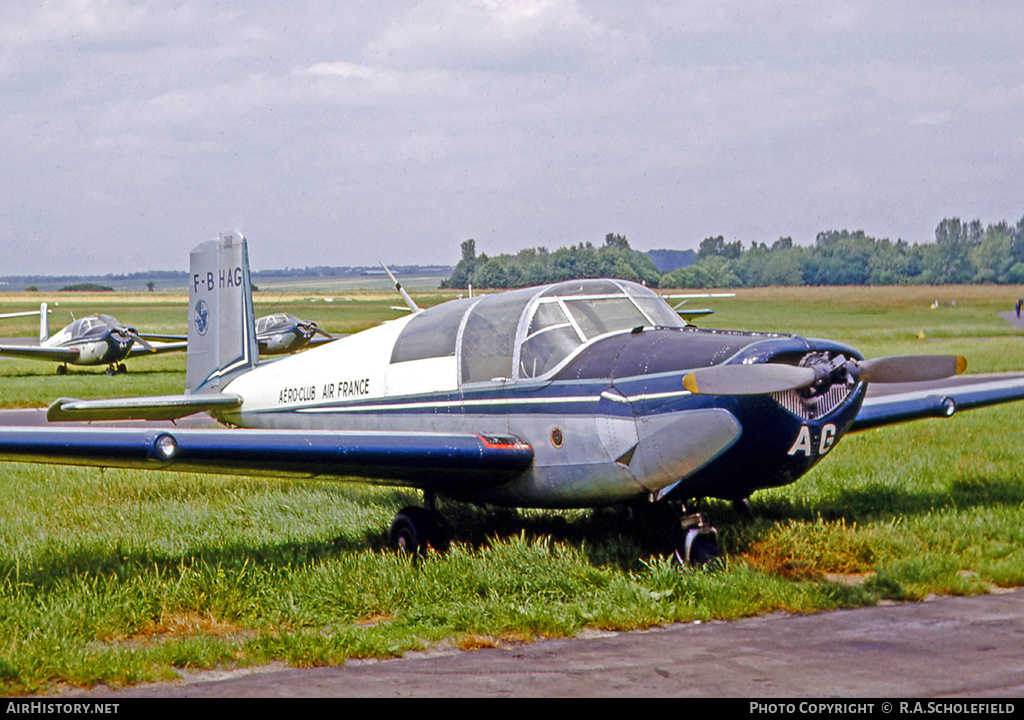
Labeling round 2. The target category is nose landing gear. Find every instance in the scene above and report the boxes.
[627,498,721,567]
[676,510,719,567]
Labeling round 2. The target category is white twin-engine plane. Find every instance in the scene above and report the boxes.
[5,231,1024,563]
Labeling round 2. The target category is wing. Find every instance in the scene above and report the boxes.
[851,372,1024,431]
[128,340,189,357]
[137,333,187,342]
[0,426,534,493]
[0,344,80,362]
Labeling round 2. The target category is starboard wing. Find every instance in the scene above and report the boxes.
[852,373,1024,431]
[128,340,189,356]
[0,426,534,493]
[0,344,80,362]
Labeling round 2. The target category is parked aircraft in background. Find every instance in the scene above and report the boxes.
[254,312,334,355]
[143,312,336,357]
[662,292,736,321]
[4,233,1024,564]
[0,303,187,375]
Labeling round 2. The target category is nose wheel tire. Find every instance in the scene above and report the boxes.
[677,527,720,567]
[674,509,720,567]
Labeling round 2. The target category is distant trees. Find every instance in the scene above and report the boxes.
[443,214,1024,289]
[660,215,1024,288]
[59,282,114,292]
[441,233,661,289]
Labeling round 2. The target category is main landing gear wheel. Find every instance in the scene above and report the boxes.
[389,505,449,555]
[56,365,68,375]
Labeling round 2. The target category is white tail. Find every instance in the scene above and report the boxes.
[185,231,258,394]
[38,302,49,343]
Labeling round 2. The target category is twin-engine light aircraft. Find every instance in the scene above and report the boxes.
[5,232,1024,563]
[0,303,187,375]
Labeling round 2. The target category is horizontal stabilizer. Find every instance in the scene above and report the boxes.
[0,427,533,491]
[47,393,242,422]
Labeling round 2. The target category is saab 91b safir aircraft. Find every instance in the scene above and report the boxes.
[0,303,187,375]
[254,313,334,355]
[5,232,1024,563]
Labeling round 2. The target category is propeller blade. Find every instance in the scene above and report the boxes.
[683,364,817,395]
[127,331,156,353]
[854,355,966,384]
[94,314,158,352]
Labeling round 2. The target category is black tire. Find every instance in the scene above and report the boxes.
[389,506,443,555]
[684,533,720,568]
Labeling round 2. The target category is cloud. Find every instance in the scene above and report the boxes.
[366,0,630,69]
[2,2,1024,275]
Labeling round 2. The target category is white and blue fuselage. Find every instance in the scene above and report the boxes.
[216,280,866,508]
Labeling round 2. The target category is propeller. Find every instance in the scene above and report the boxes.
[297,321,333,341]
[308,322,333,340]
[683,364,817,395]
[683,353,967,396]
[853,355,966,383]
[95,314,156,352]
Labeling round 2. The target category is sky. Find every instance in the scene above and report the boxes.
[2,0,1023,275]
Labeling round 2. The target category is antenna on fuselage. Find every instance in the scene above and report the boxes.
[380,263,421,314]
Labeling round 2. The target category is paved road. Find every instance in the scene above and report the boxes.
[999,309,1024,331]
[59,588,1024,698]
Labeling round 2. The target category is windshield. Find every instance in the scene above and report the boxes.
[516,282,684,378]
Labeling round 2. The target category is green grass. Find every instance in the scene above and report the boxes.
[1,285,1024,694]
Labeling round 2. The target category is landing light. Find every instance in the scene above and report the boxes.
[154,434,178,459]
[942,397,956,417]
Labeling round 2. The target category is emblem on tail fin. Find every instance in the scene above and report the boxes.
[194,299,210,336]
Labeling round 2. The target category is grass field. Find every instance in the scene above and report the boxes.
[1,284,1023,695]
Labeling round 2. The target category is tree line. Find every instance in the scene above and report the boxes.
[441,216,1024,289]
[440,234,663,290]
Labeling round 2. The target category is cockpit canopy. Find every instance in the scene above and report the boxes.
[391,279,686,384]
[256,314,300,334]
[67,316,108,337]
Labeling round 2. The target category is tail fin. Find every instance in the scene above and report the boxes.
[186,231,258,394]
[39,303,49,343]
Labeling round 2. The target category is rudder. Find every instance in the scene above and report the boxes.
[186,231,258,394]
[39,303,49,343]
